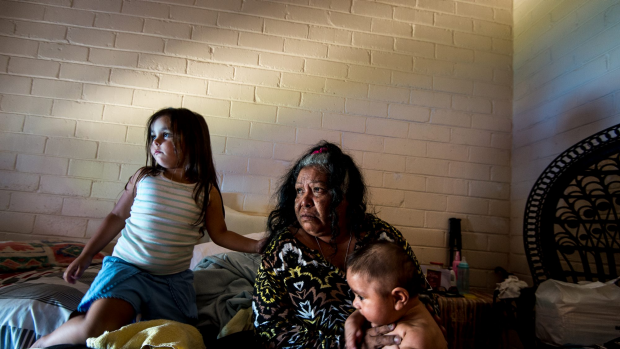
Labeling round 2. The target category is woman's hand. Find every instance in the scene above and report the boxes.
[345,310,401,349]
[63,254,93,284]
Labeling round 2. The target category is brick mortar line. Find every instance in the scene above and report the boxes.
[0,58,511,100]
[0,32,513,74]
[2,18,514,50]
[25,0,514,26]
[0,71,509,111]
[0,84,506,121]
[513,2,619,75]
[0,11,515,50]
[512,66,620,121]
[0,103,511,137]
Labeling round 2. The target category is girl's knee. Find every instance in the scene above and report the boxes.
[83,298,136,335]
[80,315,129,339]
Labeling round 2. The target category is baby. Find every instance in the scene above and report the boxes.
[346,241,447,349]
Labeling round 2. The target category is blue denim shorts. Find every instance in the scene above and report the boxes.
[77,256,197,324]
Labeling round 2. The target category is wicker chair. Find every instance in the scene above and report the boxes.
[518,124,620,347]
[524,124,620,285]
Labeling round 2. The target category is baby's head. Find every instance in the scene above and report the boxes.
[346,241,423,326]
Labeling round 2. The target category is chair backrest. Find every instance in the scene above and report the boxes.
[523,124,620,286]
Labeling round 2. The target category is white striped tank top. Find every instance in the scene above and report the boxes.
[112,174,206,275]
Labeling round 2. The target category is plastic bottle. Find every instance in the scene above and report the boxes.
[449,269,456,287]
[457,257,469,294]
[451,251,461,283]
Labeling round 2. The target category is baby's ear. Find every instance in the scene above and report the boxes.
[391,287,409,311]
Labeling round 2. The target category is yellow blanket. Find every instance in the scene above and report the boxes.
[86,319,205,349]
[217,307,253,339]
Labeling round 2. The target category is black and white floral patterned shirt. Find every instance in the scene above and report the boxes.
[252,214,423,349]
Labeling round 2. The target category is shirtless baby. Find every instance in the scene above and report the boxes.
[346,241,447,349]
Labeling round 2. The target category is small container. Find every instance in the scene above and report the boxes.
[452,251,461,283]
[450,269,456,287]
[426,262,443,289]
[457,257,469,294]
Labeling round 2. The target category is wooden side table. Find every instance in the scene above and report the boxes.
[436,290,496,349]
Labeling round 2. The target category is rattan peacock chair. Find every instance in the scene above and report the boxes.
[523,124,620,285]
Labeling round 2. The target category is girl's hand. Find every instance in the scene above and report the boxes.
[63,255,93,284]
[345,310,401,349]
[255,237,269,253]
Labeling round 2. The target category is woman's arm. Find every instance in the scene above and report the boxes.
[203,186,264,253]
[344,310,401,349]
[64,172,136,283]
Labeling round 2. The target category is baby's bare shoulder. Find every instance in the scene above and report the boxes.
[396,320,447,349]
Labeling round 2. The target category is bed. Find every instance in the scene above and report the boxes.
[0,206,267,349]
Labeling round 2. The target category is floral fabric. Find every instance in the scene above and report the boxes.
[0,241,106,274]
[252,214,423,349]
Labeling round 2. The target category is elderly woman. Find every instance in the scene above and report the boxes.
[252,141,436,348]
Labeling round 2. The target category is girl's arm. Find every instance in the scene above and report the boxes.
[63,172,137,283]
[203,186,264,253]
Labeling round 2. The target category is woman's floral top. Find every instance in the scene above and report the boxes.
[252,214,423,349]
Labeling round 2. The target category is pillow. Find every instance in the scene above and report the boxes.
[0,266,66,288]
[196,206,267,244]
[0,265,100,348]
[190,232,265,270]
[0,241,106,273]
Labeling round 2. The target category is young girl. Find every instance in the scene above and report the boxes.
[32,108,264,347]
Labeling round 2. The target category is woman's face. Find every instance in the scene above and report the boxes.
[294,166,341,238]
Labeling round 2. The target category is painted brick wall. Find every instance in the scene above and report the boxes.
[0,0,512,290]
[511,0,620,284]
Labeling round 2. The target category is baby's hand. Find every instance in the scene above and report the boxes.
[63,255,93,284]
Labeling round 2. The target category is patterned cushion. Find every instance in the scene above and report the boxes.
[0,265,101,348]
[0,241,106,274]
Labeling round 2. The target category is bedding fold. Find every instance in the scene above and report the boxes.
[192,252,261,332]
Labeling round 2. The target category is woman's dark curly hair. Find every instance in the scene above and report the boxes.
[263,141,368,253]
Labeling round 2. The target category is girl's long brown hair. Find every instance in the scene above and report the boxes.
[134,108,219,236]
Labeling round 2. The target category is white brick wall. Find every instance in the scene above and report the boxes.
[0,0,513,290]
[511,0,620,286]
